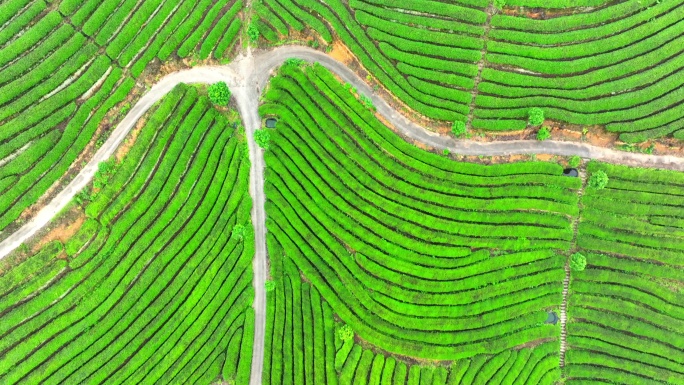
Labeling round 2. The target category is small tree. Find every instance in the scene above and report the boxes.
[536,126,551,141]
[265,280,276,292]
[208,82,231,106]
[568,155,581,168]
[336,324,354,341]
[528,108,544,126]
[254,129,271,150]
[452,121,466,137]
[442,148,450,156]
[588,170,609,189]
[232,224,246,241]
[570,253,587,271]
[247,22,259,42]
[494,0,506,9]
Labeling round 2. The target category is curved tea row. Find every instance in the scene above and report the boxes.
[259,62,574,361]
[0,85,254,384]
[254,0,684,141]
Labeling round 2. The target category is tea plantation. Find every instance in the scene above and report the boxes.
[258,62,683,384]
[1,0,683,384]
[0,0,243,234]
[254,0,684,140]
[0,85,254,384]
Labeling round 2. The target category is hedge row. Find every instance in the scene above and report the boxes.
[1,0,245,235]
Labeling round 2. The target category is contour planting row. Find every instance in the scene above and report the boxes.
[474,0,684,140]
[262,243,338,385]
[566,162,684,384]
[259,62,575,360]
[255,0,487,121]
[251,0,684,141]
[264,231,563,385]
[0,85,254,385]
[336,340,560,385]
[0,0,243,236]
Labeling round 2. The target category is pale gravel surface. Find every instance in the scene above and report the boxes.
[1,45,684,385]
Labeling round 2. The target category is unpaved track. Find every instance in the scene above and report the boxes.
[1,45,684,385]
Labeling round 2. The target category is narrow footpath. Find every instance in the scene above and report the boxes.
[466,1,495,130]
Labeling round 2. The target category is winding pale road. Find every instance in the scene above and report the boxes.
[1,45,684,385]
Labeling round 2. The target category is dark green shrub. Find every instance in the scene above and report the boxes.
[247,22,259,42]
[336,324,354,341]
[452,121,466,137]
[568,156,581,168]
[536,126,551,141]
[588,170,609,189]
[570,253,587,271]
[254,129,271,150]
[528,108,544,126]
[232,224,246,240]
[208,82,231,106]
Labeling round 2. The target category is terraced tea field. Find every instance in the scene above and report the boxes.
[0,85,254,384]
[1,0,684,384]
[258,61,683,384]
[254,0,684,141]
[569,162,684,384]
[0,0,243,235]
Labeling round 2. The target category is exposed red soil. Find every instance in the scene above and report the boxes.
[31,211,85,255]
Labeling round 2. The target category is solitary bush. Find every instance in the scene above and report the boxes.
[247,22,259,42]
[208,82,231,106]
[570,253,587,271]
[232,224,246,240]
[588,170,609,189]
[254,129,271,150]
[337,324,354,341]
[536,126,551,141]
[568,155,581,168]
[265,280,276,292]
[528,108,544,126]
[452,121,466,137]
[494,0,506,9]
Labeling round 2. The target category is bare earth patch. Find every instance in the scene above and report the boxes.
[31,209,85,254]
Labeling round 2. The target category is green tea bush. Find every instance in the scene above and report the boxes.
[452,121,467,137]
[528,108,545,126]
[536,126,551,141]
